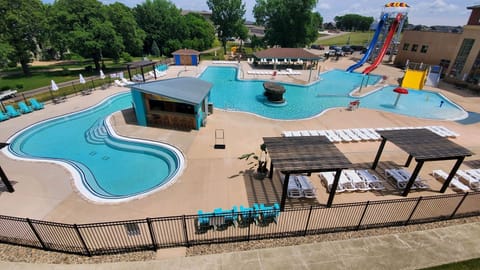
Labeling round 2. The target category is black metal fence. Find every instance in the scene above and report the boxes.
[1,191,479,256]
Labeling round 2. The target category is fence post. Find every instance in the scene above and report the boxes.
[356,201,370,230]
[405,197,422,225]
[182,215,190,247]
[26,218,47,250]
[146,218,157,251]
[247,210,252,242]
[73,224,91,257]
[303,206,313,236]
[450,192,469,219]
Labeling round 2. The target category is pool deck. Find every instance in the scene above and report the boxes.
[0,56,479,223]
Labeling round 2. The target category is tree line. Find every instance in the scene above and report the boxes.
[0,0,331,76]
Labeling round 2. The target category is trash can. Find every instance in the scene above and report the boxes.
[208,103,213,114]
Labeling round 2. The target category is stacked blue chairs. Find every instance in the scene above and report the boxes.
[29,98,44,110]
[18,101,33,114]
[5,105,20,117]
[238,205,256,227]
[196,210,212,233]
[254,203,281,226]
[0,111,9,121]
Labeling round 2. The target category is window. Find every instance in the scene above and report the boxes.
[411,44,418,52]
[420,45,429,53]
[402,43,410,51]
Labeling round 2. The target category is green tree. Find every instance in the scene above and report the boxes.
[48,0,124,70]
[134,0,185,56]
[0,0,46,75]
[253,0,319,48]
[105,2,146,57]
[182,13,215,52]
[334,14,374,32]
[206,0,247,54]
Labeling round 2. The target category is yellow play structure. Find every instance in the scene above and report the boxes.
[401,61,429,90]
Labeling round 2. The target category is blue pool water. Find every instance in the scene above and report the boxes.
[7,93,184,202]
[200,67,467,120]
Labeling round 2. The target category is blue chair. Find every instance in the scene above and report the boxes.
[0,111,9,121]
[5,105,20,117]
[196,210,211,233]
[18,101,33,114]
[29,98,44,110]
[238,205,255,226]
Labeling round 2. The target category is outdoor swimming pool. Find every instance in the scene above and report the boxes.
[200,66,467,120]
[5,92,184,203]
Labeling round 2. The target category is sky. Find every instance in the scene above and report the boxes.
[42,0,479,26]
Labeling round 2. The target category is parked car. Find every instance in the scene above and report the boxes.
[341,46,354,54]
[350,45,365,51]
[310,44,324,50]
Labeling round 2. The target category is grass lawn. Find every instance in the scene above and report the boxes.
[316,31,374,47]
[420,258,480,270]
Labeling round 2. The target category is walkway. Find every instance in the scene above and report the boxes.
[1,221,479,269]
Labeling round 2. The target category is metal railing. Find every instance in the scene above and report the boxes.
[0,192,479,256]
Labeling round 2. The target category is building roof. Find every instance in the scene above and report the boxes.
[172,49,201,55]
[131,77,212,105]
[254,48,321,60]
[467,5,480,9]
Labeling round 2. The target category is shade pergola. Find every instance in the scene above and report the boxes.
[371,129,474,196]
[0,143,14,192]
[126,60,159,82]
[263,136,353,210]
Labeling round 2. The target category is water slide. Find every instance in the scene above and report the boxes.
[401,69,428,89]
[362,13,403,75]
[346,13,389,73]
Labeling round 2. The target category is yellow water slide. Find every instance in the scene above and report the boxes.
[401,69,428,90]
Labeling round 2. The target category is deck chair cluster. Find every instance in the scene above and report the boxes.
[281,126,459,143]
[283,174,317,199]
[196,203,280,233]
[0,98,44,122]
[319,169,385,193]
[385,168,430,190]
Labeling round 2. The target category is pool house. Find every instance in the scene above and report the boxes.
[130,77,212,130]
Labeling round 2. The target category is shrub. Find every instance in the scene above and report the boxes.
[121,52,132,63]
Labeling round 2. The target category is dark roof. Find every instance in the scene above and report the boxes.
[172,49,200,55]
[263,136,352,173]
[467,5,480,9]
[126,60,158,68]
[377,129,473,160]
[131,77,212,105]
[254,48,321,60]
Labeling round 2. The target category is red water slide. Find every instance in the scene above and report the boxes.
[362,13,403,74]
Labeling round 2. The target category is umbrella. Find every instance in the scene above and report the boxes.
[393,87,408,107]
[79,74,86,84]
[51,80,59,91]
[100,70,105,79]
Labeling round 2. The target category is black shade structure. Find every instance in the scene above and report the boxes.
[372,129,473,196]
[126,60,159,82]
[0,143,14,192]
[263,136,353,209]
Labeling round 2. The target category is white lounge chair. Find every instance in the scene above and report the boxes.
[385,168,408,189]
[356,170,385,191]
[282,131,293,137]
[395,168,430,189]
[308,130,319,136]
[318,172,345,193]
[334,130,352,142]
[296,175,317,198]
[281,175,303,198]
[432,170,470,192]
[114,79,126,87]
[299,130,310,136]
[324,130,342,143]
[343,129,362,141]
[351,129,372,141]
[456,170,480,191]
[343,170,369,191]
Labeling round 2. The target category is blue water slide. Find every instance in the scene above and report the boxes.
[346,13,389,72]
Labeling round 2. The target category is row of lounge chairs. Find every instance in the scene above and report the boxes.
[385,168,430,190]
[282,174,317,199]
[212,60,238,65]
[433,169,480,192]
[247,69,302,76]
[319,169,385,193]
[281,126,459,143]
[0,98,44,121]
[114,78,134,87]
[196,203,280,232]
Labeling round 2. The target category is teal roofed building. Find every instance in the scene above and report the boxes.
[130,77,213,130]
